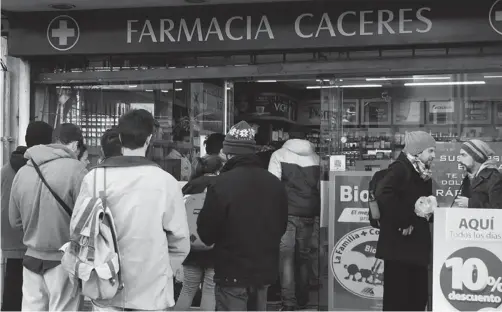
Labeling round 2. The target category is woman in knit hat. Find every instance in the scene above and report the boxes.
[455,139,502,209]
[374,130,436,311]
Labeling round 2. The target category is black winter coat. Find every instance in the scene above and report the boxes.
[197,154,289,286]
[375,152,433,267]
[460,167,502,209]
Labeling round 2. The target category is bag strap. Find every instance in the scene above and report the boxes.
[31,160,72,217]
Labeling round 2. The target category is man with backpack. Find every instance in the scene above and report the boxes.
[455,139,502,209]
[8,123,88,311]
[71,109,190,311]
[375,131,436,311]
[1,121,53,311]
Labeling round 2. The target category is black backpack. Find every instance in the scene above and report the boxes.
[368,169,388,229]
[368,160,412,229]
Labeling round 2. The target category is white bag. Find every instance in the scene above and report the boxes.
[184,191,214,251]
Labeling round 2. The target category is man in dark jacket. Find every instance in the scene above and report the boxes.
[197,121,289,311]
[1,121,53,311]
[375,131,436,311]
[455,139,502,209]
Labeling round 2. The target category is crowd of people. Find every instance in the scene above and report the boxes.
[3,111,500,312]
[1,109,321,311]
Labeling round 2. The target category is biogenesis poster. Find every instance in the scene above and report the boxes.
[328,172,383,311]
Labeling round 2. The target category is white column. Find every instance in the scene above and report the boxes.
[17,59,30,147]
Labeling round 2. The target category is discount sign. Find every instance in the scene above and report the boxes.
[433,208,502,311]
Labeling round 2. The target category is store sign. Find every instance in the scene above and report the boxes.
[7,0,502,56]
[430,101,455,114]
[328,172,383,311]
[433,208,502,311]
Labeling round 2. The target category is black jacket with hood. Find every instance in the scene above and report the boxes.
[1,147,28,258]
[181,175,217,268]
[197,154,288,286]
[460,161,502,209]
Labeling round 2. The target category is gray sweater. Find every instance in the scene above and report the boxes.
[9,144,88,261]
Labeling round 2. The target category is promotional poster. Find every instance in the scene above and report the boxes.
[433,208,502,311]
[328,172,383,311]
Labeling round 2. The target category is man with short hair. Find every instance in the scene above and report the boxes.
[9,123,88,311]
[1,121,53,311]
[72,109,190,311]
[197,121,289,311]
[99,127,122,162]
[456,139,502,209]
[268,125,320,310]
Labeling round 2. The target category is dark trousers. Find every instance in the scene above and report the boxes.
[383,260,428,311]
[279,216,314,308]
[215,284,269,311]
[1,258,23,311]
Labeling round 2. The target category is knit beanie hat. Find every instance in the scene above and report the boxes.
[25,121,53,148]
[461,139,495,163]
[403,131,436,156]
[222,121,256,155]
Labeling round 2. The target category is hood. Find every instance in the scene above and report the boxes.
[182,175,218,195]
[474,160,500,178]
[10,146,28,172]
[282,139,316,157]
[221,154,262,173]
[24,144,78,166]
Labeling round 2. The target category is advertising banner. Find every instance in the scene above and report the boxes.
[328,172,383,311]
[433,208,502,311]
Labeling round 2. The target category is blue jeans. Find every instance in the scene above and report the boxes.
[279,216,315,307]
[215,284,269,311]
[174,265,216,311]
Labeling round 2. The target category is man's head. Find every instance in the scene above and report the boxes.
[25,121,53,148]
[100,128,122,159]
[459,139,495,173]
[222,121,256,159]
[118,109,155,154]
[403,131,436,166]
[204,133,225,155]
[289,124,307,140]
[52,123,83,154]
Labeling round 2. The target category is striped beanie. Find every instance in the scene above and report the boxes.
[461,139,494,163]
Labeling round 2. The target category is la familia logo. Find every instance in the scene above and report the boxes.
[47,15,80,51]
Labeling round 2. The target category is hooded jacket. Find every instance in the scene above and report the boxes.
[1,147,28,258]
[268,139,320,217]
[74,156,190,310]
[460,160,502,209]
[197,154,288,286]
[9,144,88,262]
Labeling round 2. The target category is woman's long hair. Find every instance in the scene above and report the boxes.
[190,154,224,181]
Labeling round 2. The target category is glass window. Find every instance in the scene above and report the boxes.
[33,80,229,181]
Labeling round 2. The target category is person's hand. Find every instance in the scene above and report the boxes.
[399,225,414,236]
[454,196,469,208]
[174,267,184,282]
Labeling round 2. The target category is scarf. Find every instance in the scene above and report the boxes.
[406,153,433,181]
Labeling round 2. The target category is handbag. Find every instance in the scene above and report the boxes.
[31,159,72,216]
[184,190,214,251]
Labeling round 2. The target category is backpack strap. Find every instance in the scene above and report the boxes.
[31,160,72,217]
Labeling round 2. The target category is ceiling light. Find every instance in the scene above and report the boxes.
[306,84,382,89]
[128,85,137,88]
[257,80,277,83]
[175,88,183,91]
[366,76,451,81]
[161,90,169,93]
[145,89,153,92]
[49,4,76,10]
[484,75,502,78]
[404,81,486,87]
